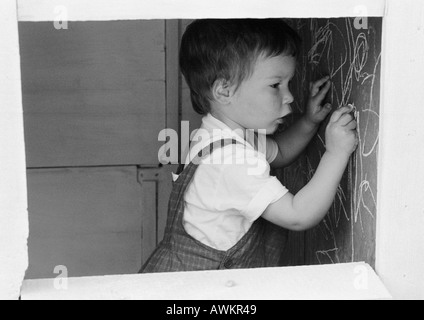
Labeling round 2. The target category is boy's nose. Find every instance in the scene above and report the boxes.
[283,91,294,105]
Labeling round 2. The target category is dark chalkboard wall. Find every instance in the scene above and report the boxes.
[278,18,382,267]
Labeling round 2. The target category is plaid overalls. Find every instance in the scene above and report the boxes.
[140,139,288,273]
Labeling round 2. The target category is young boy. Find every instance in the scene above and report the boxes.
[141,19,358,272]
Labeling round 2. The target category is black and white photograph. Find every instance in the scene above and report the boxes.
[1,0,423,303]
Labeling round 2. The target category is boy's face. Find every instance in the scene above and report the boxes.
[229,54,295,134]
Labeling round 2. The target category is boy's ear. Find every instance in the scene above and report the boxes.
[211,79,235,105]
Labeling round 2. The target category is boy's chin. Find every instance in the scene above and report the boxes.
[266,124,280,135]
[251,124,279,135]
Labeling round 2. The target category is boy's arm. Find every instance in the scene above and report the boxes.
[270,76,332,168]
[263,106,358,231]
[269,116,320,168]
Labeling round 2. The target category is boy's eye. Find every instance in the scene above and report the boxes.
[270,83,280,89]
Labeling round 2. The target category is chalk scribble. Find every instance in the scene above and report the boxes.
[280,18,381,266]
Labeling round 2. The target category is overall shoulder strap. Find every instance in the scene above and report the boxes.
[164,138,241,239]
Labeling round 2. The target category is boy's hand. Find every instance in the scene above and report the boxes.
[325,105,359,157]
[305,76,332,126]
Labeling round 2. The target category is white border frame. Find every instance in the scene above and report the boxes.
[4,0,424,300]
[0,0,29,301]
[17,0,386,21]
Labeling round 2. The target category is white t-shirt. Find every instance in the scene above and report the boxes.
[173,114,289,251]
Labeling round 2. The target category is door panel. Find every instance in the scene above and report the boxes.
[26,165,175,279]
[26,167,143,279]
[19,20,165,167]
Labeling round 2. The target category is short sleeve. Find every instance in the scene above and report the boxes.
[211,145,289,222]
[254,133,279,164]
[264,137,279,164]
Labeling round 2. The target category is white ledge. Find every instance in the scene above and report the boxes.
[21,262,392,300]
[17,0,386,21]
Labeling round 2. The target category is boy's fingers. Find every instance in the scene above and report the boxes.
[311,76,331,95]
[330,105,354,123]
[347,116,358,128]
[318,103,332,115]
[338,113,354,126]
[313,76,331,89]
[313,80,331,101]
[345,119,358,130]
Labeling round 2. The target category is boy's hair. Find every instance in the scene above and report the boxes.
[179,19,301,115]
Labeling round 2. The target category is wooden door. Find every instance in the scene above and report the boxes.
[20,20,171,279]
